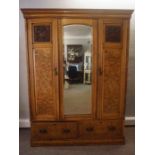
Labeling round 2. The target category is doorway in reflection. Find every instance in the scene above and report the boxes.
[63,25,92,115]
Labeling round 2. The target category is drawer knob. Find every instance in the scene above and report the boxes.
[39,128,47,134]
[108,126,116,131]
[86,127,94,132]
[63,128,71,134]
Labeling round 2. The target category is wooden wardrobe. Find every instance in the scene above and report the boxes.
[22,9,133,146]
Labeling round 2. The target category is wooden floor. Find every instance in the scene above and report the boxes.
[19,127,135,155]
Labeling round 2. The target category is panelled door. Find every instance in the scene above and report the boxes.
[98,19,129,119]
[27,18,59,121]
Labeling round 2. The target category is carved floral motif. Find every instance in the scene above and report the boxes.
[33,25,51,42]
[105,25,121,42]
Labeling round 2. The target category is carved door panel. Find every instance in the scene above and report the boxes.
[27,19,59,121]
[97,19,129,119]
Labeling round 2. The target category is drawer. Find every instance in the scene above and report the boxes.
[32,122,78,140]
[79,121,106,138]
[79,120,123,138]
[104,120,123,137]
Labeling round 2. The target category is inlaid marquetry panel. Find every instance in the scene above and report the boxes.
[33,48,56,118]
[103,49,121,114]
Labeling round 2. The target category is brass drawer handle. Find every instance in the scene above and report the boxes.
[108,126,116,132]
[63,128,71,134]
[86,127,94,132]
[39,128,47,134]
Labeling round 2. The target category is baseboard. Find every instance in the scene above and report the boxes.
[19,119,30,128]
[19,116,135,128]
[124,116,135,126]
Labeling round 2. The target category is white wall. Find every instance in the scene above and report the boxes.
[19,0,135,125]
[20,0,134,9]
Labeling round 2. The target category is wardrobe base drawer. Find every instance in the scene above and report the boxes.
[79,121,105,138]
[31,122,78,141]
[31,120,124,146]
[79,120,123,138]
[104,120,123,138]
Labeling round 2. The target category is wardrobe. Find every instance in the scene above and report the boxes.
[22,9,133,146]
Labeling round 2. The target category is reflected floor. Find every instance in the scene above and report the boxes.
[64,84,91,115]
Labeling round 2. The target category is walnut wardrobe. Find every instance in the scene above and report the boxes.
[22,9,133,146]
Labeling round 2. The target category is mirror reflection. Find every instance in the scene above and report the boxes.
[63,25,92,115]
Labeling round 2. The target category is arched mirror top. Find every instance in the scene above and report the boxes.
[63,25,92,40]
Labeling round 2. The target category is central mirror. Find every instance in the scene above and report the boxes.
[63,24,92,115]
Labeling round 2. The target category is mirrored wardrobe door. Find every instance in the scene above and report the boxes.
[59,19,97,120]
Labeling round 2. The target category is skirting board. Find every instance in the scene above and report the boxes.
[19,116,135,128]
